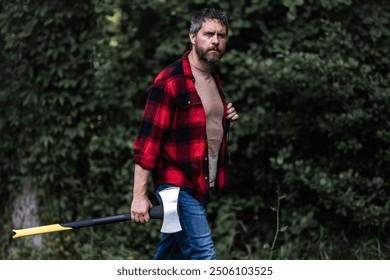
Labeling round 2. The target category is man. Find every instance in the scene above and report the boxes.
[130,8,239,260]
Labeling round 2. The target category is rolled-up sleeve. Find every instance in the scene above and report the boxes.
[133,79,176,170]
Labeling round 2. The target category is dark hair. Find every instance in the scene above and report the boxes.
[189,8,229,35]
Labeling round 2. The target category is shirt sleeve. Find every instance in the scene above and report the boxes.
[133,78,176,170]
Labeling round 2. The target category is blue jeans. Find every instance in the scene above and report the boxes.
[153,184,216,260]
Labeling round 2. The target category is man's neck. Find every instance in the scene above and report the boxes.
[188,49,212,73]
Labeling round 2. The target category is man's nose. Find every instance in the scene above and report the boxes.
[211,34,219,45]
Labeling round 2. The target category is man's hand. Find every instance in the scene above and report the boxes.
[227,102,239,128]
[131,195,153,223]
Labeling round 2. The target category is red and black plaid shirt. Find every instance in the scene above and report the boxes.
[133,51,229,202]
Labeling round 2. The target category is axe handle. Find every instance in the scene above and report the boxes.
[12,205,163,240]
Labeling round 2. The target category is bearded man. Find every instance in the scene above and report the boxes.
[130,8,239,260]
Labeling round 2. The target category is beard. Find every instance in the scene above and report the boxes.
[194,45,225,65]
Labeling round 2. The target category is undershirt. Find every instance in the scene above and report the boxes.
[190,63,224,187]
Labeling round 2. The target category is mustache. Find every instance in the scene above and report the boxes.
[208,46,220,52]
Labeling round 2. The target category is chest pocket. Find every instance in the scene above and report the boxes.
[177,92,202,109]
[176,92,204,126]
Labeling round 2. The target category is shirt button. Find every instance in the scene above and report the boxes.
[205,176,208,180]
[188,101,191,104]
[205,157,208,161]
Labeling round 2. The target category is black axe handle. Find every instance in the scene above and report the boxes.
[12,205,163,239]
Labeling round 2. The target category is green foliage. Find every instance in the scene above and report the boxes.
[222,0,390,259]
[1,0,389,259]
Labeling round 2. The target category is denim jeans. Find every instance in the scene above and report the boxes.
[153,184,216,260]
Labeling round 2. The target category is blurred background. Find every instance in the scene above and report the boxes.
[1,0,389,259]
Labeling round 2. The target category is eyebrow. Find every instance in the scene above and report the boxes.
[203,30,227,36]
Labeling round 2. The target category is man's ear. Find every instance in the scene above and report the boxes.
[189,32,196,45]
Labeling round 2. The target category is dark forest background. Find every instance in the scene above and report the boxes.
[1,0,389,259]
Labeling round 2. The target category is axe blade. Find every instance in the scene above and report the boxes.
[159,187,182,233]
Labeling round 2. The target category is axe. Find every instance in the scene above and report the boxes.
[12,187,182,239]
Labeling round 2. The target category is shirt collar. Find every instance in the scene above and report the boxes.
[181,50,194,79]
[182,50,216,79]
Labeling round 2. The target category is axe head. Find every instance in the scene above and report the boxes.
[159,187,182,233]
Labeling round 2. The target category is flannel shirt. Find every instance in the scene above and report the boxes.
[133,51,229,202]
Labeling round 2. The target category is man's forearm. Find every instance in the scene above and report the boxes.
[131,163,153,222]
[133,163,151,198]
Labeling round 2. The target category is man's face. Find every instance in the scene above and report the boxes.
[190,19,228,64]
